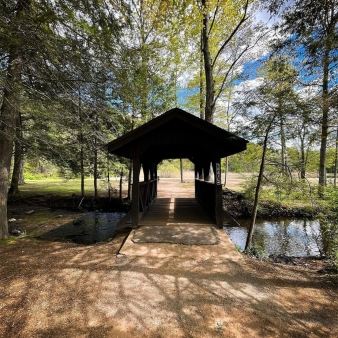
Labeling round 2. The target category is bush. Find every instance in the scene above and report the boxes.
[245,244,269,260]
[321,188,338,269]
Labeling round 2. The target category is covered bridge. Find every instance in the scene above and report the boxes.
[107,108,248,228]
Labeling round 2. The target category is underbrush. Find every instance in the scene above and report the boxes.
[239,177,338,270]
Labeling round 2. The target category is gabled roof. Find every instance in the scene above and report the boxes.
[107,108,248,160]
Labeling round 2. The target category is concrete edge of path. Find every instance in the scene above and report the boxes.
[119,227,243,261]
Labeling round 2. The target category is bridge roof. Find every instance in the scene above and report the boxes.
[107,108,248,162]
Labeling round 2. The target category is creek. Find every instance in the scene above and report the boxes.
[42,212,129,244]
[224,218,323,257]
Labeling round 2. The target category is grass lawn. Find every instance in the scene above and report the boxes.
[17,178,127,197]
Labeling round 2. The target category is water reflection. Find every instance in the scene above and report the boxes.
[42,212,127,244]
[224,218,322,257]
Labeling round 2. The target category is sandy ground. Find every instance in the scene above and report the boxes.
[0,179,337,338]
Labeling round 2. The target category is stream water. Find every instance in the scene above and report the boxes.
[42,212,128,244]
[42,211,323,255]
[224,218,323,257]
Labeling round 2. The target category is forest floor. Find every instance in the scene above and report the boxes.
[0,177,337,337]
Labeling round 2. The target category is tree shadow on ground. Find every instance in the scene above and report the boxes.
[0,234,337,338]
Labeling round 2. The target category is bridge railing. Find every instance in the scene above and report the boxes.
[138,179,157,219]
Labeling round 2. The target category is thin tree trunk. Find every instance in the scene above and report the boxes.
[9,113,23,195]
[107,153,111,200]
[0,19,25,238]
[78,88,85,198]
[223,157,228,187]
[80,144,85,198]
[127,159,132,201]
[93,146,98,200]
[245,119,274,251]
[334,129,338,188]
[280,115,287,174]
[300,135,306,180]
[199,29,204,120]
[180,158,183,183]
[93,113,98,200]
[19,159,24,184]
[119,169,123,202]
[318,49,330,196]
[127,118,135,201]
[201,0,215,123]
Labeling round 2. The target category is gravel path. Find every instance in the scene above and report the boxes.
[0,179,337,337]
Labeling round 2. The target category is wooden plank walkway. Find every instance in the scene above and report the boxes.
[139,197,215,227]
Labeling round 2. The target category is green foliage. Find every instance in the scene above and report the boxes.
[321,188,338,268]
[227,143,261,173]
[158,159,194,178]
[24,159,59,180]
[235,244,242,253]
[242,172,315,206]
[245,244,269,260]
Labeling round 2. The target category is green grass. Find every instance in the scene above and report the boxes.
[17,178,125,197]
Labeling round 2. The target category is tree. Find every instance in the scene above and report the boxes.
[266,0,338,194]
[0,0,123,238]
[245,114,276,250]
[258,55,299,174]
[0,0,31,239]
[198,0,268,123]
[237,55,301,250]
[288,93,319,179]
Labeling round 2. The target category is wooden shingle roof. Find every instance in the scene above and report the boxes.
[107,108,247,161]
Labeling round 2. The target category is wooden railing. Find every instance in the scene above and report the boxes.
[195,179,216,221]
[138,179,157,219]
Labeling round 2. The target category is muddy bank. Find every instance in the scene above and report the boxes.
[8,194,130,213]
[222,188,317,219]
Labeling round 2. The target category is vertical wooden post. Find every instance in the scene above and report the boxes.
[198,162,204,180]
[213,158,223,227]
[132,157,140,228]
[143,161,149,182]
[204,161,211,182]
[154,162,158,197]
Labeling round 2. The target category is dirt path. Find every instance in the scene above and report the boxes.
[0,179,337,337]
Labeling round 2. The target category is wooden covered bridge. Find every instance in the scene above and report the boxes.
[107,108,247,230]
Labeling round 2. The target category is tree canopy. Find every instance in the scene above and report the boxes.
[1,0,338,239]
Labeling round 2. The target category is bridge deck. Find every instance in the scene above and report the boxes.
[139,197,215,227]
[119,179,238,258]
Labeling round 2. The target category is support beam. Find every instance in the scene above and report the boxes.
[132,157,141,228]
[213,158,223,227]
[142,161,149,181]
[203,161,212,182]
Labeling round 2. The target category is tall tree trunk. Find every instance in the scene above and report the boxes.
[78,88,85,198]
[93,145,98,200]
[223,157,228,187]
[245,118,274,251]
[80,144,85,198]
[127,159,132,201]
[318,49,330,195]
[180,158,183,183]
[224,97,231,187]
[9,113,23,195]
[19,159,25,184]
[0,0,28,239]
[201,0,215,123]
[93,113,98,200]
[107,153,111,200]
[334,129,338,188]
[300,134,306,180]
[0,53,24,238]
[280,115,287,174]
[199,29,204,120]
[119,169,123,202]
